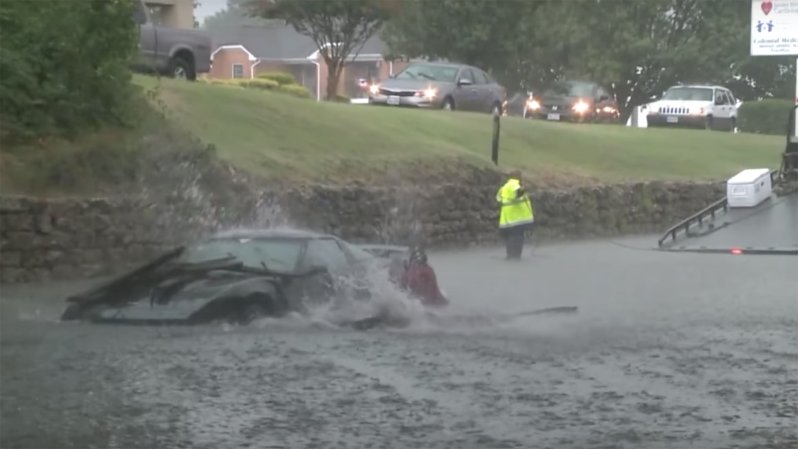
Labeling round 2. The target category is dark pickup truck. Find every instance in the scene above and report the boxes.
[132,0,212,81]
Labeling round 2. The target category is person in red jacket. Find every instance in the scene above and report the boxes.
[400,246,448,308]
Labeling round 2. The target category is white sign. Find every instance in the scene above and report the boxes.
[750,0,798,56]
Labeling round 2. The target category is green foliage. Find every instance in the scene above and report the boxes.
[246,0,394,99]
[240,78,280,90]
[197,76,310,98]
[257,71,298,86]
[0,0,138,144]
[382,0,541,86]
[383,0,791,116]
[277,84,313,99]
[738,99,796,135]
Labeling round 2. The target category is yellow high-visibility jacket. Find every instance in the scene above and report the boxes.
[496,178,534,229]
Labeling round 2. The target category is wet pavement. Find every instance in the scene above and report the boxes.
[1,236,796,449]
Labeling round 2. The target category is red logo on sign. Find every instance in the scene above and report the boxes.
[761,0,773,15]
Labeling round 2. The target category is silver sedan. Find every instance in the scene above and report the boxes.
[368,62,506,114]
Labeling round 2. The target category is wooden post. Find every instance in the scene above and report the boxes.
[491,107,500,165]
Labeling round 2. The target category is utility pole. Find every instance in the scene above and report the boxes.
[491,106,501,165]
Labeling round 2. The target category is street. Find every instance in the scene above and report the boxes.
[1,236,796,449]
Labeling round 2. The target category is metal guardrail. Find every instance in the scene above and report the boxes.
[657,197,728,248]
[657,169,780,248]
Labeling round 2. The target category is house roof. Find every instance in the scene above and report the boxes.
[209,21,388,62]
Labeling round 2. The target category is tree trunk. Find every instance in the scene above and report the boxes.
[325,60,342,101]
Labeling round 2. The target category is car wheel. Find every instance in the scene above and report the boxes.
[442,97,455,111]
[169,56,195,81]
[730,117,737,133]
[704,115,714,131]
[233,294,277,325]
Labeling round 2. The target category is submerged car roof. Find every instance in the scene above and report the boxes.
[209,228,332,240]
[668,84,727,90]
[407,61,466,69]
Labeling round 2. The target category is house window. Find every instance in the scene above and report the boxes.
[232,64,244,79]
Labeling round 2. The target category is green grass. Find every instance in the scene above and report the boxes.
[1,74,784,195]
[135,75,784,187]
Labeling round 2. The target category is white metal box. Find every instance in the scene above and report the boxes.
[726,168,772,208]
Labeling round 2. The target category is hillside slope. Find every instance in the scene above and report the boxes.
[140,76,783,187]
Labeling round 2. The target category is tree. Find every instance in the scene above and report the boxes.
[0,0,138,143]
[381,0,552,92]
[246,0,395,100]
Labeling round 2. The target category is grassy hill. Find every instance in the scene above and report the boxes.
[0,74,785,195]
[137,75,783,186]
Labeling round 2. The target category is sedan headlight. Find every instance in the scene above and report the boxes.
[415,88,437,99]
[369,84,380,95]
[573,101,589,114]
[527,99,541,110]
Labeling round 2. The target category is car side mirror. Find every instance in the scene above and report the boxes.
[457,78,472,87]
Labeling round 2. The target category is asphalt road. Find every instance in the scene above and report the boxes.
[1,236,796,449]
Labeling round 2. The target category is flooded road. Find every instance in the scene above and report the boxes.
[1,236,796,449]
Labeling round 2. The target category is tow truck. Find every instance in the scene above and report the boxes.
[657,105,798,256]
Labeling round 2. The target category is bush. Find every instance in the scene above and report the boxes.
[738,99,795,135]
[0,0,138,144]
[240,78,280,90]
[277,84,313,99]
[257,71,298,86]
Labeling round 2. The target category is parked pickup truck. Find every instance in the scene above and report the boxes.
[132,0,211,81]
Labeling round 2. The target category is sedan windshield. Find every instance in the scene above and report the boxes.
[395,64,459,82]
[178,238,303,272]
[662,87,713,101]
[545,81,595,97]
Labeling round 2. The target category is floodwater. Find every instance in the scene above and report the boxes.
[1,236,796,449]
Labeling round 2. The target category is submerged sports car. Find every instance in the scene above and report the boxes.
[61,229,389,325]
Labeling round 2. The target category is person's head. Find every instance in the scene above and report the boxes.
[408,245,427,265]
[508,169,522,181]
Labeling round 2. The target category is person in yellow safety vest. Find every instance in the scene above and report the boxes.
[496,169,535,259]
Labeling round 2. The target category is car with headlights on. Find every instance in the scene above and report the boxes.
[368,62,506,114]
[523,80,620,123]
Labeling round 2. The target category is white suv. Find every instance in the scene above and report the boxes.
[646,85,738,132]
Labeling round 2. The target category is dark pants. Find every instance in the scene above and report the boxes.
[501,224,533,259]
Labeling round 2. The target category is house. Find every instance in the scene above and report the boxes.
[144,0,195,29]
[207,22,410,100]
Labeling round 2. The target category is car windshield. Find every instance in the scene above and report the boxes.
[177,238,304,272]
[545,81,595,97]
[395,64,459,82]
[662,87,714,101]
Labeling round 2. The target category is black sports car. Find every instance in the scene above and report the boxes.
[61,229,392,325]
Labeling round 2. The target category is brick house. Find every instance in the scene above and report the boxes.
[207,23,411,100]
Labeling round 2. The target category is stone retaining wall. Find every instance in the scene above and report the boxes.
[0,181,724,284]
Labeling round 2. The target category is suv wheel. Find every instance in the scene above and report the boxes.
[170,56,196,81]
[704,115,714,131]
[442,97,455,111]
